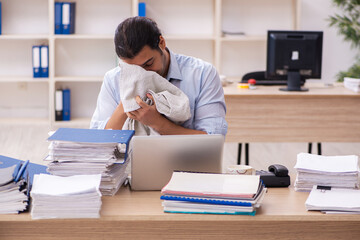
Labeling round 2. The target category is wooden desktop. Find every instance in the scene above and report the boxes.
[0,186,359,239]
[223,82,360,142]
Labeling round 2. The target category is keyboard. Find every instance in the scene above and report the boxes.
[240,79,305,86]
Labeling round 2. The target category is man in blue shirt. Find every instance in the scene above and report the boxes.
[90,17,227,136]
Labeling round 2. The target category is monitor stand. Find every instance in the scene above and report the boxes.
[279,71,308,91]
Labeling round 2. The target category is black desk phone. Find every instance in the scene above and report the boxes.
[256,164,290,187]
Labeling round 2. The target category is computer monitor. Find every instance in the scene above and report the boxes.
[266,30,323,91]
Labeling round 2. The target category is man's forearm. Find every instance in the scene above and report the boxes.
[151,116,206,135]
[105,104,127,130]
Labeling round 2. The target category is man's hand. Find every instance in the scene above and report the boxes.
[126,94,163,128]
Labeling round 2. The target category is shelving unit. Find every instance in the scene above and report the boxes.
[0,0,300,128]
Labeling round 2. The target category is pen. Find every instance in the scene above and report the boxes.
[15,160,29,182]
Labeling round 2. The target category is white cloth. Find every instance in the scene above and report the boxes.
[119,61,191,135]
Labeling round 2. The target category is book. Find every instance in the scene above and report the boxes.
[162,172,261,198]
[40,45,49,78]
[55,89,63,121]
[0,2,2,35]
[62,88,71,121]
[54,2,63,34]
[0,155,48,214]
[62,2,75,34]
[32,46,41,78]
[45,128,135,195]
[138,2,146,17]
[160,172,266,215]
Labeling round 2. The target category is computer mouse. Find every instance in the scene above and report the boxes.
[268,164,288,177]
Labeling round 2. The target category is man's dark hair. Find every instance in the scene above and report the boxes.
[114,17,162,59]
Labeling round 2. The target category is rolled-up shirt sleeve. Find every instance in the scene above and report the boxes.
[90,70,120,129]
[193,65,228,136]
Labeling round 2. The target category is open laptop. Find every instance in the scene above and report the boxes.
[130,134,224,190]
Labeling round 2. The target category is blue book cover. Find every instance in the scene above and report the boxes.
[160,195,252,207]
[62,2,76,34]
[32,46,41,78]
[138,2,146,17]
[54,2,63,34]
[48,128,135,144]
[40,45,49,78]
[62,88,71,121]
[0,2,2,35]
[0,155,48,186]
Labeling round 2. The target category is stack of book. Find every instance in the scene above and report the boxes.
[45,128,135,196]
[0,155,48,214]
[31,174,102,219]
[160,172,266,215]
[294,153,359,192]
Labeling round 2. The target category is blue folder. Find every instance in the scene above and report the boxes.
[32,46,41,78]
[48,128,135,163]
[54,2,63,34]
[138,2,146,17]
[0,2,2,35]
[62,88,71,121]
[40,45,49,78]
[48,128,135,144]
[62,2,76,34]
[0,155,48,186]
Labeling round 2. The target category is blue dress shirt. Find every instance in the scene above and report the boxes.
[90,49,228,136]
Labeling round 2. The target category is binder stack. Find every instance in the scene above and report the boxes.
[45,128,135,195]
[54,2,76,34]
[160,172,267,215]
[294,153,359,192]
[31,174,102,219]
[0,155,48,214]
[32,45,49,78]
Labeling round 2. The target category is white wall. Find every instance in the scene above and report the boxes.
[300,0,356,84]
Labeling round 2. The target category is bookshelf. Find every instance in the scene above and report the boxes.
[0,0,299,127]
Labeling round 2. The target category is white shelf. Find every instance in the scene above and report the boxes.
[54,76,104,82]
[0,35,49,40]
[0,77,49,83]
[54,34,113,40]
[0,0,299,126]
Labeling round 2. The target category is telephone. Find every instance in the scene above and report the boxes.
[256,164,290,187]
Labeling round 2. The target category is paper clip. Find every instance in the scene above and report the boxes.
[14,160,29,182]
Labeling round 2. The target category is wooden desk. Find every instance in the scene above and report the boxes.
[1,187,360,239]
[223,82,360,142]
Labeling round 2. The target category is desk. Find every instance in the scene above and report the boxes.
[1,187,360,239]
[223,82,360,142]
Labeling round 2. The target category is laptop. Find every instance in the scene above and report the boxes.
[130,134,224,191]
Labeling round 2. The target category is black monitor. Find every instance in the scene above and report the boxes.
[266,30,323,91]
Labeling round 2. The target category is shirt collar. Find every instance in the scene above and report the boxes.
[166,48,183,81]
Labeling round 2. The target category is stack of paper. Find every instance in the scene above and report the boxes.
[160,172,266,215]
[294,153,359,192]
[45,128,134,195]
[306,185,360,214]
[0,165,28,214]
[0,155,48,214]
[344,77,360,93]
[31,174,102,219]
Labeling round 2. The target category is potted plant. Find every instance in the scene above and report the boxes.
[328,0,360,82]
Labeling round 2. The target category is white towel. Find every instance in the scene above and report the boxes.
[118,61,191,135]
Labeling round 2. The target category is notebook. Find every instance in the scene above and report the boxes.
[130,134,224,190]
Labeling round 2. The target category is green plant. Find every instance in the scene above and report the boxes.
[328,0,360,81]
